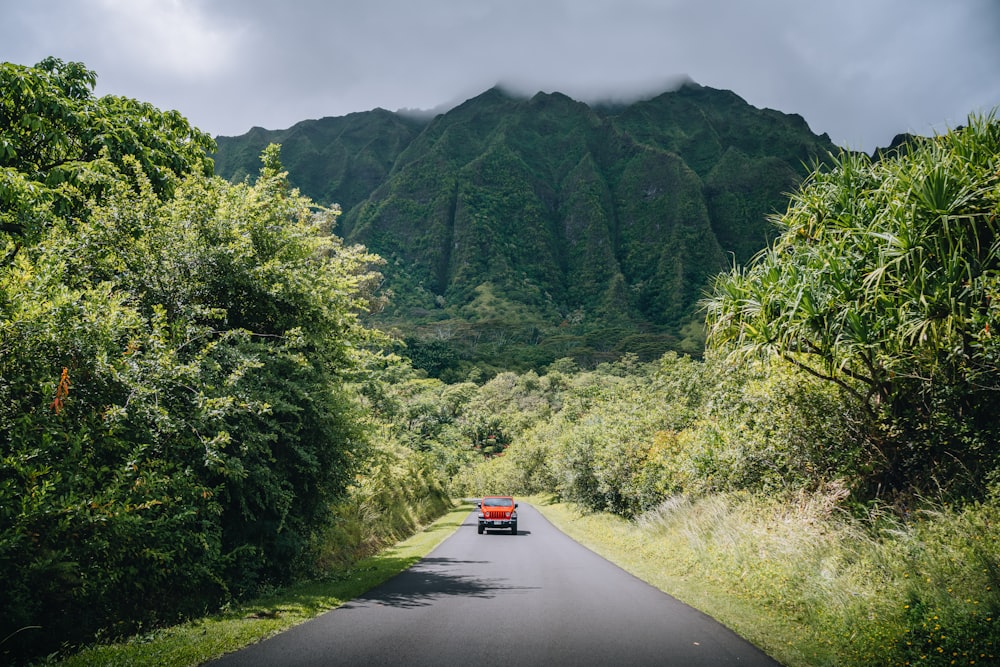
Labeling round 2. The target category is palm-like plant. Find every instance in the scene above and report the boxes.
[705,111,1000,495]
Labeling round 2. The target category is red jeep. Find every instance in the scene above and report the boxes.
[477,496,518,535]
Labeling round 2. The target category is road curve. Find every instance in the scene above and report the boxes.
[207,503,780,666]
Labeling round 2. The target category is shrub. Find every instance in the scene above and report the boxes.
[1,148,383,661]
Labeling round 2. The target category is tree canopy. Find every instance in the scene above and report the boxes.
[0,57,214,247]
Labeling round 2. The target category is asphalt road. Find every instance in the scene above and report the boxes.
[207,503,780,666]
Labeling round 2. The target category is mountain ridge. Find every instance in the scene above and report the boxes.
[213,81,841,377]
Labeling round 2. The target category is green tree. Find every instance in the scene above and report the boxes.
[705,112,1000,496]
[0,137,385,659]
[0,57,214,247]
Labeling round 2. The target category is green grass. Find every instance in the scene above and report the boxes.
[528,493,1000,667]
[526,494,818,667]
[53,502,472,667]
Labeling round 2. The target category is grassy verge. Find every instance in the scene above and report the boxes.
[528,493,1000,667]
[54,502,472,667]
[526,494,816,667]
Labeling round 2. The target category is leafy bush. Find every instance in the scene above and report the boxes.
[1,102,385,661]
[312,441,452,573]
[675,355,870,494]
[706,113,1000,498]
[1,57,213,244]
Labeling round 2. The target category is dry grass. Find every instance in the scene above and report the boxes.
[530,491,1000,667]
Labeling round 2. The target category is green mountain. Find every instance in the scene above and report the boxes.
[213,82,839,378]
[214,108,426,214]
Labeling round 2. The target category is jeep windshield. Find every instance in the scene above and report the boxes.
[482,498,513,507]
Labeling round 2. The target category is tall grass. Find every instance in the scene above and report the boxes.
[311,442,453,572]
[632,491,1000,666]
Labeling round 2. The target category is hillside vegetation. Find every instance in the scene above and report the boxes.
[215,83,839,377]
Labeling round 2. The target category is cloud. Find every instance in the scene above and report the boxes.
[1,0,998,151]
[5,0,243,82]
[93,0,245,80]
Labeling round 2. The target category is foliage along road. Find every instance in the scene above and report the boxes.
[207,503,780,666]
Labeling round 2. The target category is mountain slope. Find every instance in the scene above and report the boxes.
[214,108,425,214]
[213,82,839,376]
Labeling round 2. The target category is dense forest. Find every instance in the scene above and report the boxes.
[2,57,1000,666]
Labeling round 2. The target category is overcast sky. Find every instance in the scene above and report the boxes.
[3,0,999,152]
